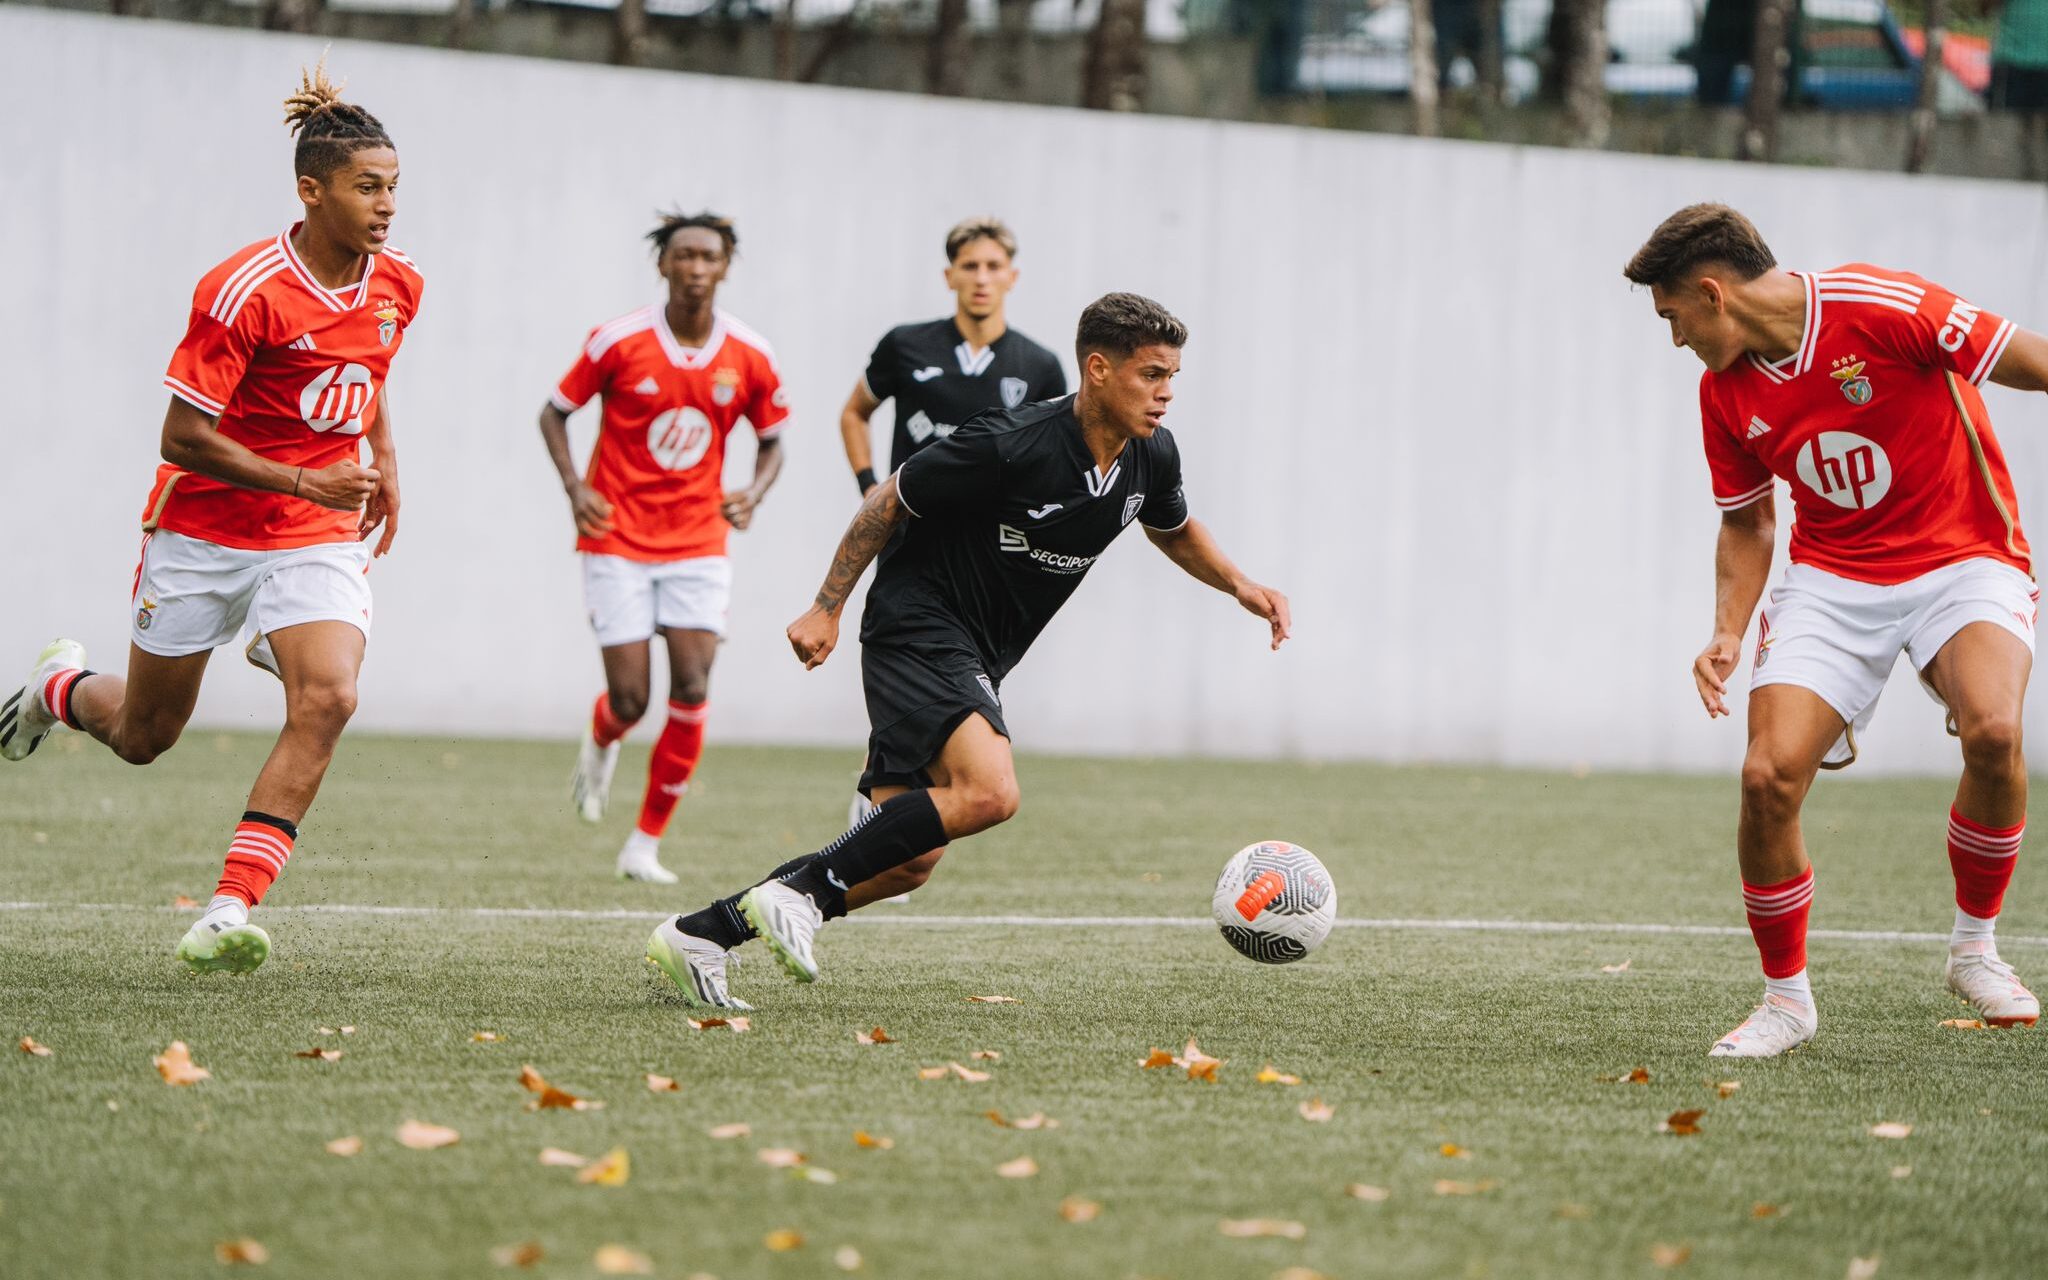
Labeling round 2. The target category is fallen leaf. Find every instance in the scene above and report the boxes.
[1298,1098,1335,1123]
[644,1074,680,1093]
[1660,1109,1706,1136]
[687,1017,751,1032]
[1651,1242,1692,1269]
[834,1245,863,1271]
[854,1027,895,1045]
[707,1123,751,1140]
[1600,959,1632,974]
[1140,1048,1178,1070]
[995,1156,1039,1178]
[578,1148,630,1186]
[1938,1018,1985,1030]
[949,1061,991,1083]
[1889,1165,1911,1180]
[340,1026,355,1035]
[971,1049,1002,1061]
[396,1120,460,1150]
[489,1241,545,1268]
[294,1047,342,1062]
[538,1147,589,1167]
[1256,1065,1302,1086]
[764,1229,804,1252]
[1554,1203,1592,1220]
[802,1167,840,1184]
[916,1066,950,1081]
[1595,1067,1650,1084]
[853,1130,894,1149]
[1059,1196,1101,1223]
[1868,1122,1912,1140]
[19,1036,52,1057]
[1181,1039,1224,1082]
[1218,1218,1307,1240]
[471,1031,501,1042]
[1438,1143,1467,1158]
[966,995,1021,1004]
[1274,1270,1333,1280]
[1344,1184,1390,1202]
[518,1065,602,1111]
[1011,1112,1058,1130]
[324,1136,364,1157]
[1716,1080,1741,1099]
[1751,1203,1782,1219]
[152,1041,211,1086]
[1846,1257,1881,1280]
[173,894,200,909]
[214,1239,270,1265]
[1433,1180,1499,1196]
[757,1148,807,1169]
[593,1244,653,1275]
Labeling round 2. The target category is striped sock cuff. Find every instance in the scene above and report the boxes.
[42,668,92,730]
[1948,808,2023,859]
[227,822,294,875]
[1741,866,1815,919]
[666,700,709,725]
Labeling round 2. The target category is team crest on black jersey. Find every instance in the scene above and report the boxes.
[1831,356,1873,406]
[1121,493,1144,526]
[1000,377,1028,409]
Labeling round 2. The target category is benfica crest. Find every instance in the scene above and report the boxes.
[1831,357,1873,406]
[712,367,741,406]
[375,306,400,348]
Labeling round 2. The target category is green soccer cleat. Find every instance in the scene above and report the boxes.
[176,917,272,975]
[645,917,751,1010]
[1,638,86,762]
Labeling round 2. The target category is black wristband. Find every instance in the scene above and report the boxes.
[855,467,877,495]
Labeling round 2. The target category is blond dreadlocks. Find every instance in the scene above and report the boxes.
[282,57,394,180]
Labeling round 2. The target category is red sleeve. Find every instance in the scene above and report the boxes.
[551,331,607,414]
[163,290,263,417]
[1849,269,2016,387]
[1701,379,1772,511]
[746,350,790,440]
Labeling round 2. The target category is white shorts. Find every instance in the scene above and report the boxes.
[581,553,731,647]
[1752,558,2037,768]
[131,530,373,677]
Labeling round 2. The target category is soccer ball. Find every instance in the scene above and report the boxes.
[1212,841,1336,964]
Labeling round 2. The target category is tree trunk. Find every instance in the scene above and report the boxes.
[261,0,321,34]
[928,0,972,96]
[449,0,477,50]
[1408,0,1440,137]
[611,0,649,66]
[1476,0,1504,106]
[1905,0,1948,172]
[1560,0,1608,146]
[1741,0,1795,161]
[997,0,1033,98]
[1083,0,1148,110]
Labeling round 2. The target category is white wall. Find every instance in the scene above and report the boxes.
[5,8,2047,774]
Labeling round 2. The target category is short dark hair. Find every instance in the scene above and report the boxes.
[1623,203,1777,290]
[1076,292,1187,362]
[945,216,1017,263]
[648,209,737,259]
[282,59,394,182]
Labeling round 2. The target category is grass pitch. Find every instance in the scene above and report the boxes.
[3,733,2045,1279]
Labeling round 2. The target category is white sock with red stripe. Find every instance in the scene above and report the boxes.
[215,811,298,911]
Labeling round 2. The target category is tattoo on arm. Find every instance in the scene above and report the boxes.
[814,479,906,612]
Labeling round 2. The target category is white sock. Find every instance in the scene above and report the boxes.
[619,830,662,865]
[1764,970,1813,1006]
[200,894,248,929]
[1951,907,1998,949]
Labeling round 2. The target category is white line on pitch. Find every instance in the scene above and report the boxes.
[0,901,2040,947]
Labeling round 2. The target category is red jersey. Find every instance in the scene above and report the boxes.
[551,306,789,562]
[1701,265,2027,584]
[151,226,425,550]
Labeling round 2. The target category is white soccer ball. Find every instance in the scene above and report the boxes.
[1212,841,1336,964]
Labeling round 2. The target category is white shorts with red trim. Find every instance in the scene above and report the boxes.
[581,553,731,647]
[1751,558,2038,768]
[130,531,373,678]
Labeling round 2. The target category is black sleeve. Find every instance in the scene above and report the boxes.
[1033,349,1069,399]
[1137,429,1189,531]
[895,422,1002,521]
[862,329,900,403]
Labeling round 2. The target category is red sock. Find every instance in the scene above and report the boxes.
[591,692,637,748]
[216,814,296,907]
[1948,807,2023,920]
[1741,866,1814,979]
[636,700,707,838]
[42,668,90,730]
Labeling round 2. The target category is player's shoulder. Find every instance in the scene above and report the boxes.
[718,310,781,367]
[191,231,293,327]
[1140,423,1181,463]
[582,305,661,361]
[373,245,426,301]
[946,393,1072,453]
[1002,326,1061,365]
[877,317,953,359]
[1812,263,1933,316]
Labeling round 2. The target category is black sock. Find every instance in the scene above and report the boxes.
[675,855,815,949]
[780,791,947,919]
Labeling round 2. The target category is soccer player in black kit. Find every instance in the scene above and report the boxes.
[645,294,1290,1007]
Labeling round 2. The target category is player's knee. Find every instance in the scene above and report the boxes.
[1960,714,2025,775]
[1739,753,1805,820]
[670,677,709,707]
[608,689,649,724]
[112,711,185,765]
[290,681,359,737]
[958,778,1021,830]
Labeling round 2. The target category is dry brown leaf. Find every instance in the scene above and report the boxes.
[854,1026,895,1045]
[1011,1112,1058,1130]
[593,1244,653,1275]
[1140,1048,1178,1070]
[1660,1109,1706,1136]
[1599,959,1632,974]
[1218,1218,1307,1240]
[173,894,200,909]
[687,1017,751,1032]
[1554,1203,1592,1220]
[1256,1065,1302,1086]
[1595,1066,1650,1084]
[949,1061,992,1083]
[1751,1203,1782,1219]
[644,1074,681,1093]
[340,1026,355,1035]
[1651,1242,1692,1269]
[518,1065,603,1112]
[853,1130,894,1150]
[1846,1257,1881,1280]
[214,1239,270,1265]
[1439,1143,1468,1158]
[1059,1196,1102,1223]
[916,1065,950,1081]
[1939,1018,1985,1030]
[757,1148,807,1169]
[1868,1122,1912,1140]
[1889,1165,1912,1180]
[396,1120,460,1150]
[995,1156,1039,1179]
[834,1245,863,1271]
[1433,1179,1500,1196]
[294,1047,342,1062]
[971,1049,1002,1061]
[578,1148,630,1186]
[1298,1098,1336,1123]
[324,1136,364,1157]
[707,1122,752,1140]
[764,1229,805,1252]
[153,1041,211,1086]
[489,1241,545,1268]
[966,995,1021,1004]
[1715,1080,1741,1099]
[19,1036,52,1057]
[538,1147,589,1168]
[1344,1184,1391,1202]
[1181,1038,1224,1082]
[471,1031,501,1042]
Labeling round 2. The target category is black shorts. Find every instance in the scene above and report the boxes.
[858,641,1009,795]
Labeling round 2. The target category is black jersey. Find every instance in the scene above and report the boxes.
[862,318,1067,473]
[861,395,1189,681]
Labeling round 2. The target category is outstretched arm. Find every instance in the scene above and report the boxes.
[786,475,910,669]
[1144,519,1291,650]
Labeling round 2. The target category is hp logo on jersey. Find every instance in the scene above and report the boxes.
[1796,431,1891,511]
[300,364,374,435]
[648,407,714,471]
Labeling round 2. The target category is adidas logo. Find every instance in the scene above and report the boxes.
[636,377,660,395]
[1747,416,1772,439]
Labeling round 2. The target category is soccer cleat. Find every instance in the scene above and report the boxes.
[741,880,824,983]
[616,832,679,885]
[645,917,752,1010]
[1708,992,1818,1058]
[1946,941,2040,1027]
[1,638,85,762]
[572,733,621,823]
[175,917,272,975]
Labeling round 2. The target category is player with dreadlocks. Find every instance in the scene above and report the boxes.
[544,211,789,883]
[0,61,425,975]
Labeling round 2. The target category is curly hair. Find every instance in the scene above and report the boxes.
[648,209,738,259]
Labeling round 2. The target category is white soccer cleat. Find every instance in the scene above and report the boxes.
[1946,941,2040,1027]
[741,880,825,983]
[572,734,621,823]
[645,917,752,1010]
[1,638,85,762]
[616,839,680,885]
[1709,992,1818,1058]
